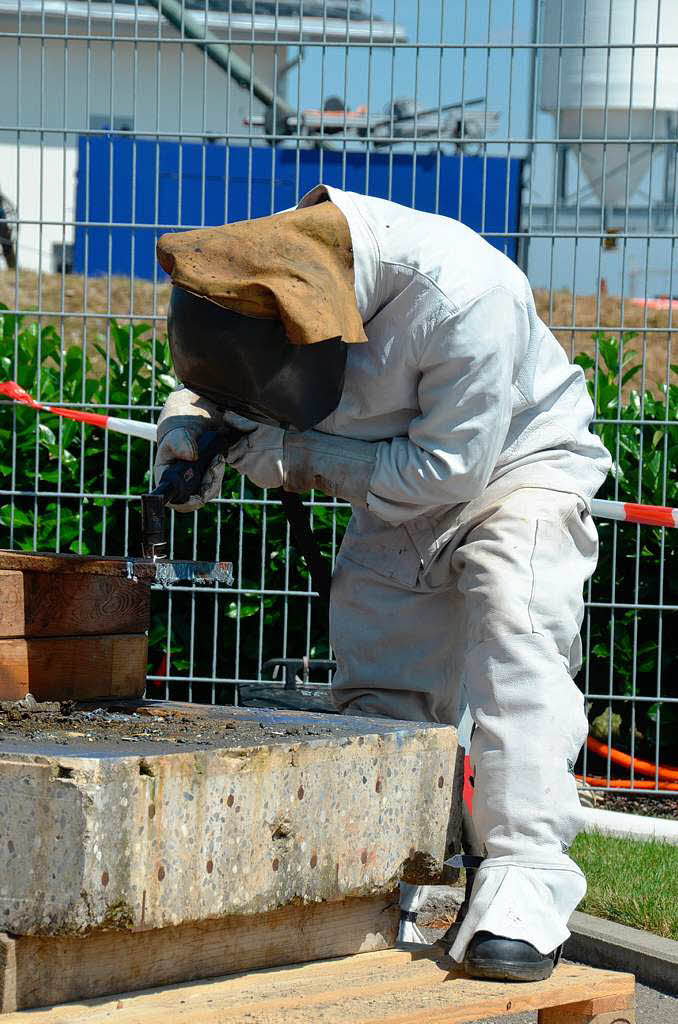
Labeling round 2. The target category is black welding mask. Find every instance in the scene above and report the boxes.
[157,199,367,432]
[167,286,348,431]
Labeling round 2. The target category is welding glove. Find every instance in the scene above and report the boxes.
[224,412,377,506]
[155,386,226,512]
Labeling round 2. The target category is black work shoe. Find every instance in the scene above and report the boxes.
[463,931,561,982]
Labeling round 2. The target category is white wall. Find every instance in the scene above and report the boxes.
[0,144,78,273]
[0,12,282,270]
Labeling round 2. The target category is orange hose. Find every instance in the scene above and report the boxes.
[586,735,678,783]
[577,773,678,792]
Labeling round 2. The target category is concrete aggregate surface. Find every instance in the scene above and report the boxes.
[0,699,460,936]
[2,700,672,1018]
[0,698,381,757]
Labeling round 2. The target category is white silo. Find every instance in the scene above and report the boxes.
[540,0,678,210]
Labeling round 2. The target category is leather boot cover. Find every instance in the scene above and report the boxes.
[167,286,347,431]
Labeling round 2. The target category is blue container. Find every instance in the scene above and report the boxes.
[74,137,522,279]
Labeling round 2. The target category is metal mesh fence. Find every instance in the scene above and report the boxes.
[0,0,675,794]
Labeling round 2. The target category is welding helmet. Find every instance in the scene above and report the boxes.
[157,199,366,431]
[167,286,347,431]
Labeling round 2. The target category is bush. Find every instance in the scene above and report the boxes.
[0,306,342,701]
[576,333,677,755]
[0,307,675,751]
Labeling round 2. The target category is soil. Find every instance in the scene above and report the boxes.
[0,271,675,390]
[0,696,371,757]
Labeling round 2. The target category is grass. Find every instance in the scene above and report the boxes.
[570,831,678,940]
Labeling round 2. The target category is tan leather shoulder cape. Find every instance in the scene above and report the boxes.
[156,200,366,346]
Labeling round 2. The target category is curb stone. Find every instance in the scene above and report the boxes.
[580,806,678,845]
[566,910,678,994]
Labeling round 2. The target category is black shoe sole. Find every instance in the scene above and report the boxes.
[464,957,555,983]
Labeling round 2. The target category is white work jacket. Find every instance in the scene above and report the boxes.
[298,185,611,525]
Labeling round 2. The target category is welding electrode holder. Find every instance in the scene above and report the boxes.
[141,426,331,609]
[141,428,236,560]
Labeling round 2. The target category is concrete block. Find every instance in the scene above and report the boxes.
[0,704,461,936]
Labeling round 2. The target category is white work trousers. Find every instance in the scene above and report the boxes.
[331,485,598,960]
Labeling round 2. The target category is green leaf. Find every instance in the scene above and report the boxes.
[111,319,137,368]
[621,364,642,387]
[598,336,619,376]
[227,601,260,619]
[38,423,57,446]
[0,505,32,526]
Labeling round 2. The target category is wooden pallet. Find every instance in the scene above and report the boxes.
[2,948,635,1023]
[0,897,399,1013]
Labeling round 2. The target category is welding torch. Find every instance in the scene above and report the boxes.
[139,425,332,606]
[141,427,240,561]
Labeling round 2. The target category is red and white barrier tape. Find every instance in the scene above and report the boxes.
[2,379,677,528]
[591,498,678,529]
[0,380,157,441]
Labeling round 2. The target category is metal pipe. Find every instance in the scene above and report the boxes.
[144,0,293,117]
[519,0,542,273]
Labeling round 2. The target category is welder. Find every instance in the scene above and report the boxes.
[154,185,611,982]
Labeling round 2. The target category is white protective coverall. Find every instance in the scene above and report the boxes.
[292,185,611,961]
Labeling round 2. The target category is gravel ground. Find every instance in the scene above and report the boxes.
[596,791,678,821]
[468,977,678,1024]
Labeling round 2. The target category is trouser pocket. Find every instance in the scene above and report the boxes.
[336,507,422,587]
[527,496,598,675]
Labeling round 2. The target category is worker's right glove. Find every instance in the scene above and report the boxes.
[155,386,226,512]
[155,389,379,512]
[224,412,377,506]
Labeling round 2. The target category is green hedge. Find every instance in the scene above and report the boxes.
[574,334,677,755]
[0,306,675,753]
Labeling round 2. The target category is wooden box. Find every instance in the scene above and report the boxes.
[0,552,150,702]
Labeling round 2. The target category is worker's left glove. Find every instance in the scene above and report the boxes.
[224,413,377,506]
[155,386,226,512]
